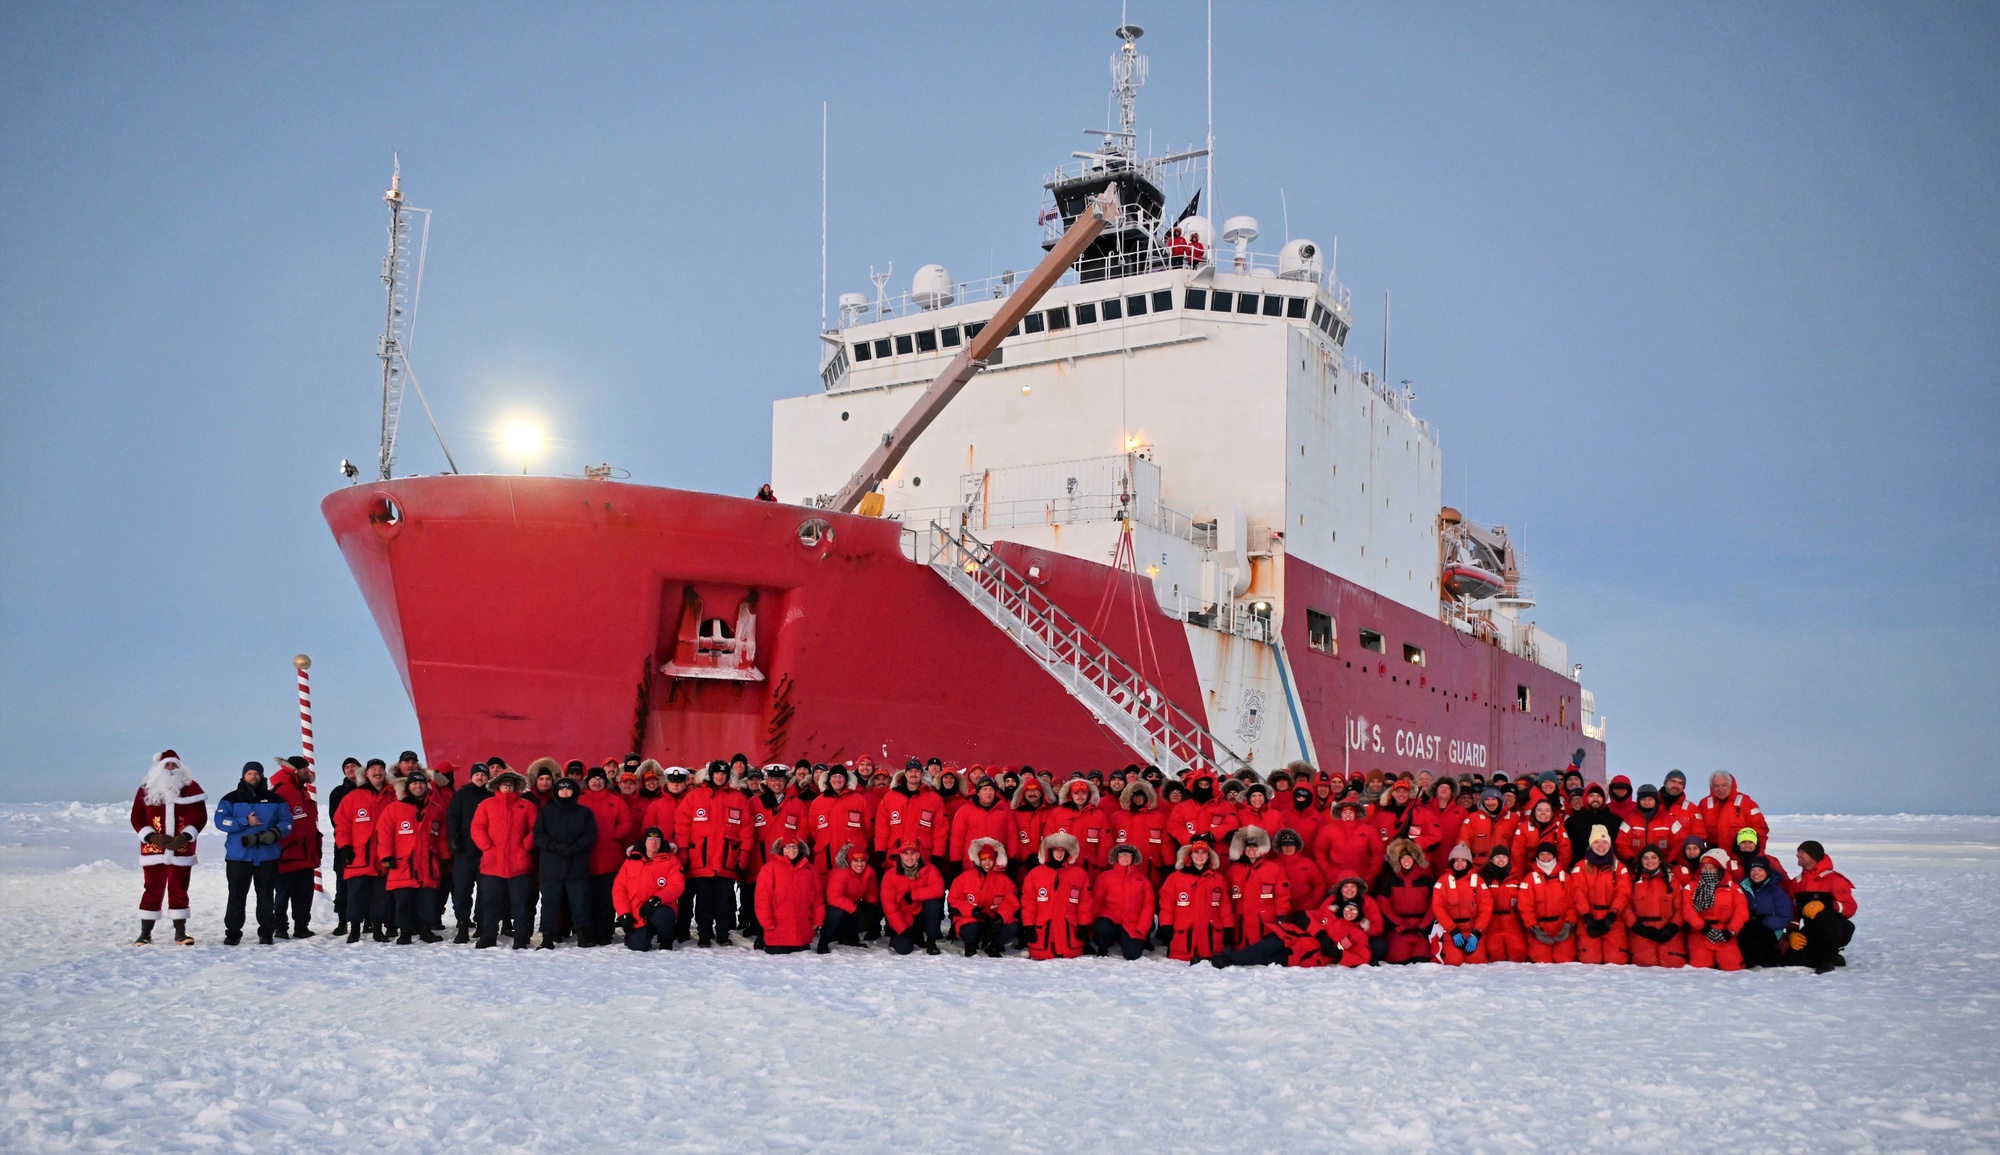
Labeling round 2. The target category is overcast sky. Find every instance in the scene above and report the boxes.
[2,2,1994,811]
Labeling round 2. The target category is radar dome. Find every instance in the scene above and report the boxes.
[1178,215,1214,246]
[911,264,954,310]
[837,292,869,326]
[1279,238,1323,281]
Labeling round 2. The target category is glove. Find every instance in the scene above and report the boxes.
[334,846,354,868]
[1529,926,1556,945]
[142,830,169,848]
[617,914,638,931]
[1788,930,1807,951]
[168,833,192,852]
[1551,921,1573,943]
[1153,925,1174,947]
[1802,900,1825,920]
[378,856,396,868]
[1462,933,1479,955]
[1585,916,1608,938]
[1315,931,1343,962]
[1451,932,1471,951]
[1704,926,1732,944]
[259,829,283,847]
[640,897,662,921]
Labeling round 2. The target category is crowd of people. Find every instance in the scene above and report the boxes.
[129,748,1858,972]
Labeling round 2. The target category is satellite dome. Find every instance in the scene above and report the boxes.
[1279,238,1323,281]
[912,264,954,310]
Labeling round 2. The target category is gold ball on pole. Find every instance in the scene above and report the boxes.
[293,654,312,671]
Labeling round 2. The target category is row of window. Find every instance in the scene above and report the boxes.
[848,285,1344,366]
[1306,607,1538,713]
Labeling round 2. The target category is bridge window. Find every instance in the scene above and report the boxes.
[872,338,891,359]
[1075,301,1097,325]
[1024,313,1046,334]
[1262,294,1283,317]
[1182,289,1205,311]
[940,325,960,347]
[964,321,986,340]
[1237,293,1259,315]
[1403,643,1425,666]
[1152,289,1173,312]
[852,341,872,362]
[1307,610,1335,654]
[1126,293,1148,317]
[895,334,914,355]
[1359,629,1385,654]
[1102,297,1124,320]
[1209,290,1233,313]
[1287,297,1308,319]
[1046,306,1070,330]
[916,329,937,352]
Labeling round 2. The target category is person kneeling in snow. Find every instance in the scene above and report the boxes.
[754,837,823,954]
[1091,844,1156,959]
[950,838,1020,957]
[1786,839,1856,974]
[1682,848,1749,971]
[614,828,685,952]
[818,842,881,953]
[880,840,946,954]
[1022,833,1093,959]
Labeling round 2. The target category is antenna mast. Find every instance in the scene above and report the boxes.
[1111,22,1147,157]
[377,156,416,480]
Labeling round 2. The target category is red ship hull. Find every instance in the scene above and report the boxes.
[323,476,1604,779]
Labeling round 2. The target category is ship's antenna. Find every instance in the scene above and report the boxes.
[1111,22,1147,156]
[820,100,828,334]
[374,154,458,478]
[1382,290,1391,384]
[1206,0,1215,225]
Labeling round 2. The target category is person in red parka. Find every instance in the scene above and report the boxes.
[1512,798,1572,872]
[678,762,752,947]
[1697,771,1768,852]
[378,770,448,944]
[1617,784,1686,866]
[949,779,1017,875]
[1326,874,1387,964]
[1605,775,1640,824]
[876,761,948,861]
[880,840,946,955]
[1090,843,1156,959]
[267,756,321,940]
[1624,846,1685,968]
[579,768,635,948]
[1227,825,1293,950]
[755,836,822,953]
[1110,779,1171,882]
[1569,825,1632,965]
[1478,845,1528,962]
[1169,770,1240,850]
[1430,842,1493,965]
[1520,842,1578,963]
[1409,778,1469,877]
[818,842,881,952]
[470,771,538,949]
[810,767,874,870]
[1369,778,1417,845]
[1683,848,1749,970]
[1374,836,1434,964]
[1315,797,1385,889]
[1008,777,1054,874]
[1043,778,1114,870]
[1021,833,1093,959]
[613,827,685,951]
[1788,839,1857,973]
[1159,837,1233,962]
[1272,829,1327,912]
[639,762,688,867]
[334,760,394,943]
[131,750,207,946]
[1456,788,1515,872]
[1309,898,1375,968]
[950,838,1021,957]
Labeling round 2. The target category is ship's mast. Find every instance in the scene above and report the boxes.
[1110,23,1147,157]
[378,156,415,480]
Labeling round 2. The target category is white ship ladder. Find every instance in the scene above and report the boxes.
[919,522,1252,777]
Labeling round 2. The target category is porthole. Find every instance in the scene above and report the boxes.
[840,411,850,421]
[911,476,922,487]
[797,518,834,549]
[372,496,402,525]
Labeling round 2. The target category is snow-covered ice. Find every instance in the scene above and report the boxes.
[1,806,1995,1153]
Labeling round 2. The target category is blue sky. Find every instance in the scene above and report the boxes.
[2,2,1994,811]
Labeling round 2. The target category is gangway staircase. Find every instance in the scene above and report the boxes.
[917,522,1253,778]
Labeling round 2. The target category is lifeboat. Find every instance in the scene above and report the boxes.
[1442,562,1506,601]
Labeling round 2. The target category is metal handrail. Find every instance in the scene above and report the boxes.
[919,521,1251,777]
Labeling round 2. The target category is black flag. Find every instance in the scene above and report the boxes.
[1173,190,1201,225]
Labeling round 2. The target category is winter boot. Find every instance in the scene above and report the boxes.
[453,924,470,945]
[714,932,733,948]
[273,926,290,940]
[134,920,155,946]
[924,937,942,956]
[172,920,194,946]
[293,925,315,939]
[346,922,363,944]
[983,938,1004,958]
[697,933,713,948]
[814,937,832,955]
[396,930,414,945]
[510,938,530,950]
[535,939,557,951]
[371,926,393,943]
[224,930,242,946]
[1209,954,1234,969]
[417,928,442,944]
[475,935,496,949]
[963,937,979,957]
[332,920,349,937]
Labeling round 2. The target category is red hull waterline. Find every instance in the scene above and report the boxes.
[323,476,1605,781]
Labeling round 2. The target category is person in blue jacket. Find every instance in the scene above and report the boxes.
[1738,855,1795,969]
[214,761,294,945]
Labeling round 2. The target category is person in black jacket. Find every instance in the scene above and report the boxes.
[325,757,363,936]
[531,776,597,949]
[444,763,492,943]
[1563,783,1626,870]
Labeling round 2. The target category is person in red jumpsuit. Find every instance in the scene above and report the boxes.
[1520,842,1577,963]
[1624,846,1686,968]
[1569,826,1632,964]
[1374,837,1435,964]
[1429,842,1492,965]
[1683,848,1749,971]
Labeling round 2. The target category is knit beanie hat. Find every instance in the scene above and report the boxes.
[1797,839,1826,864]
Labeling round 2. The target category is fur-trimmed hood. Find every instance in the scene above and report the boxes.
[965,836,1009,868]
[1037,831,1081,865]
[1010,777,1049,809]
[833,842,869,870]
[1107,842,1145,866]
[768,834,810,858]
[1056,777,1100,809]
[488,770,529,793]
[389,767,446,800]
[1229,824,1272,862]
[1175,837,1220,871]
[1385,836,1426,876]
[1120,778,1157,811]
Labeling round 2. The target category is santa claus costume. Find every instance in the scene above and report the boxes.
[130,750,207,944]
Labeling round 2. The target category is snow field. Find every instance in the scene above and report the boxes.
[1,807,1995,1153]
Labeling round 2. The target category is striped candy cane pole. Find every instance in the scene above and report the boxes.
[294,654,323,894]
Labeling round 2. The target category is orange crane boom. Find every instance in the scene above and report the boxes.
[830,186,1121,515]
